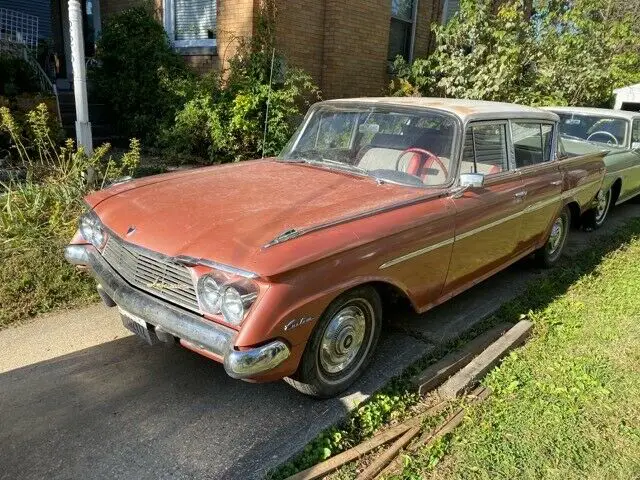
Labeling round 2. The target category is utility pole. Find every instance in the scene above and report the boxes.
[68,0,93,154]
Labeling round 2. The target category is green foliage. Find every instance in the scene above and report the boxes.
[89,6,193,142]
[0,55,41,97]
[392,0,640,106]
[162,7,319,162]
[0,104,139,325]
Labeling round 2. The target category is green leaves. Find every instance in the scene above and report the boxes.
[392,0,640,107]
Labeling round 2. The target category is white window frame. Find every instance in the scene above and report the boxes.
[162,0,217,49]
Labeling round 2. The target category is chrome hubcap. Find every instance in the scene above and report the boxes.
[548,216,565,254]
[320,304,368,374]
[595,190,610,222]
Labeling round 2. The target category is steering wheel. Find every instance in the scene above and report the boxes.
[586,131,619,146]
[396,148,448,178]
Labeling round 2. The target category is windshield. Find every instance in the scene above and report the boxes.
[555,112,629,147]
[279,104,458,187]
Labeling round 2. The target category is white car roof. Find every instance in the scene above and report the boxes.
[542,106,640,121]
[321,97,559,123]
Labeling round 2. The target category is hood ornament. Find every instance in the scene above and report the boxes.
[126,225,136,236]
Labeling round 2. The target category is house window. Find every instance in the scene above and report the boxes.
[163,0,217,50]
[388,0,416,62]
[441,0,460,24]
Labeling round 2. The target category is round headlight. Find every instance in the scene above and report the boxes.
[79,213,106,248]
[221,287,244,325]
[198,275,223,314]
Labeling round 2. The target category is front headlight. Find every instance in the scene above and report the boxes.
[221,287,245,325]
[197,273,258,326]
[197,275,223,314]
[79,211,106,248]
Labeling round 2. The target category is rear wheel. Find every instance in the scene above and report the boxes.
[285,286,382,398]
[582,188,612,230]
[535,206,570,268]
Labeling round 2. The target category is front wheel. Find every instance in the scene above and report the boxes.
[285,286,382,398]
[535,206,571,268]
[582,189,612,230]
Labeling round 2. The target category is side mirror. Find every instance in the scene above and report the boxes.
[451,172,485,198]
[459,172,485,188]
[632,141,640,150]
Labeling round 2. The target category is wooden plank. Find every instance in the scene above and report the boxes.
[376,387,491,479]
[284,403,445,480]
[438,320,533,399]
[357,426,421,480]
[412,322,514,396]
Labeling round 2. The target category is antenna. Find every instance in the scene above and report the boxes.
[262,48,276,159]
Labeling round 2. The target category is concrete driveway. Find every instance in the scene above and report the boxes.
[1,204,638,480]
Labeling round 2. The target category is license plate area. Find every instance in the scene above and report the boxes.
[119,307,157,345]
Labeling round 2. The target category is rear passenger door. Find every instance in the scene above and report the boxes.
[443,121,525,297]
[512,121,563,250]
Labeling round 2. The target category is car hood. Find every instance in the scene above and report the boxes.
[88,159,426,276]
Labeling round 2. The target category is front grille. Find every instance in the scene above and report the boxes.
[102,235,200,312]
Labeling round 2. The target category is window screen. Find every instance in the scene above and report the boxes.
[174,0,216,41]
[462,124,509,175]
[388,0,415,61]
[442,0,460,23]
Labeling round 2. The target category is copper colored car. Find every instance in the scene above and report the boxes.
[65,98,606,397]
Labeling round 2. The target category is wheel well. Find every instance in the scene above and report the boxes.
[365,281,416,317]
[566,201,581,229]
[611,178,622,204]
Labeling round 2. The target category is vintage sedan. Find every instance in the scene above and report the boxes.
[544,107,640,228]
[65,98,606,397]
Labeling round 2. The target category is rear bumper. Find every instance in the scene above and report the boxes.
[64,244,290,379]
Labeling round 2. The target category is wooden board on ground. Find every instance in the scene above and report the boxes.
[412,322,514,396]
[438,320,533,399]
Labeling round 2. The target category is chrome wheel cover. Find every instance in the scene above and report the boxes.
[319,301,370,375]
[547,215,566,255]
[595,190,611,224]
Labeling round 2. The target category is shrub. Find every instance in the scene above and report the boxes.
[0,55,41,97]
[0,104,140,325]
[391,0,640,107]
[89,6,193,142]
[162,9,320,162]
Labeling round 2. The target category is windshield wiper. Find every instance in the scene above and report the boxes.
[286,157,370,177]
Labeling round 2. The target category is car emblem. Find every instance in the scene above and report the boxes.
[126,225,136,236]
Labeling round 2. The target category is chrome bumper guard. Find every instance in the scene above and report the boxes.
[64,245,290,379]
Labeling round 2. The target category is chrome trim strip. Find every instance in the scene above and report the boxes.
[379,238,454,269]
[175,256,259,279]
[377,180,601,269]
[455,210,523,241]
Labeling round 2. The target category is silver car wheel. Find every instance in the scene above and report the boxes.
[547,215,566,256]
[319,300,370,375]
[594,189,611,225]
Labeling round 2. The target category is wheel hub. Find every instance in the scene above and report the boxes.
[548,217,565,254]
[320,305,367,374]
[595,190,610,221]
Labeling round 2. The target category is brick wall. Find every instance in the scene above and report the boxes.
[217,0,256,70]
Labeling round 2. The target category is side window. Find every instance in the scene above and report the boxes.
[512,122,552,168]
[632,120,640,146]
[462,123,509,175]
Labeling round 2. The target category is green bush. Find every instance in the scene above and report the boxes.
[162,13,319,162]
[0,55,41,97]
[89,6,193,142]
[0,104,139,325]
[391,0,640,107]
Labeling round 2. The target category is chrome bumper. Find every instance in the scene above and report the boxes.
[64,244,290,379]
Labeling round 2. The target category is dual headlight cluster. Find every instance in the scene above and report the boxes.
[79,211,107,249]
[197,273,258,326]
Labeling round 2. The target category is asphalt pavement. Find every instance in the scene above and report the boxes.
[1,203,638,480]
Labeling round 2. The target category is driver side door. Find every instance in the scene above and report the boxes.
[442,121,525,298]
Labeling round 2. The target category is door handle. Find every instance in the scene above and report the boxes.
[551,180,563,186]
[514,191,528,199]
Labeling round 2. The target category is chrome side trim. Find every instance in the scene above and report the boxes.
[455,210,523,241]
[377,180,600,269]
[379,238,454,269]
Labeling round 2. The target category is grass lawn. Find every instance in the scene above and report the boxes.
[395,220,640,479]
